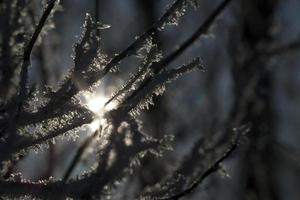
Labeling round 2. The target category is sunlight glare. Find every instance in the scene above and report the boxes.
[89,118,102,132]
[87,96,107,114]
[85,93,117,132]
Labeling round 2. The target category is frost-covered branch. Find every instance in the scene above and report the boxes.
[0,113,170,199]
[62,129,99,182]
[162,0,233,66]
[120,58,204,115]
[154,125,249,200]
[17,0,57,114]
[123,0,232,104]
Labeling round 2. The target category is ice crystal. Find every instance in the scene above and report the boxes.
[128,57,203,116]
[159,0,201,30]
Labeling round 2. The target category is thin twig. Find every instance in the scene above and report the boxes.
[261,39,300,57]
[0,114,93,163]
[100,0,186,76]
[162,0,232,67]
[63,129,100,182]
[157,125,248,200]
[95,0,100,36]
[18,0,57,107]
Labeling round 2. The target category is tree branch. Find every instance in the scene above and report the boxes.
[123,0,233,104]
[261,39,300,57]
[162,0,233,67]
[18,0,57,107]
[156,125,248,200]
[5,0,57,138]
[63,129,100,182]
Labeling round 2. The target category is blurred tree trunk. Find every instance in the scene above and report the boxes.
[229,0,279,200]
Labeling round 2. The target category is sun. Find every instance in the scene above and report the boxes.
[84,93,117,132]
[86,95,108,114]
[85,93,116,114]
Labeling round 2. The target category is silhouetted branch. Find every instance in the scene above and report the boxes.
[157,125,249,200]
[95,0,100,36]
[262,39,300,57]
[18,0,57,107]
[162,0,233,67]
[100,0,187,76]
[63,129,100,182]
[275,140,300,169]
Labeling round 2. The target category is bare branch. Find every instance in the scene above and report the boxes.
[261,39,300,57]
